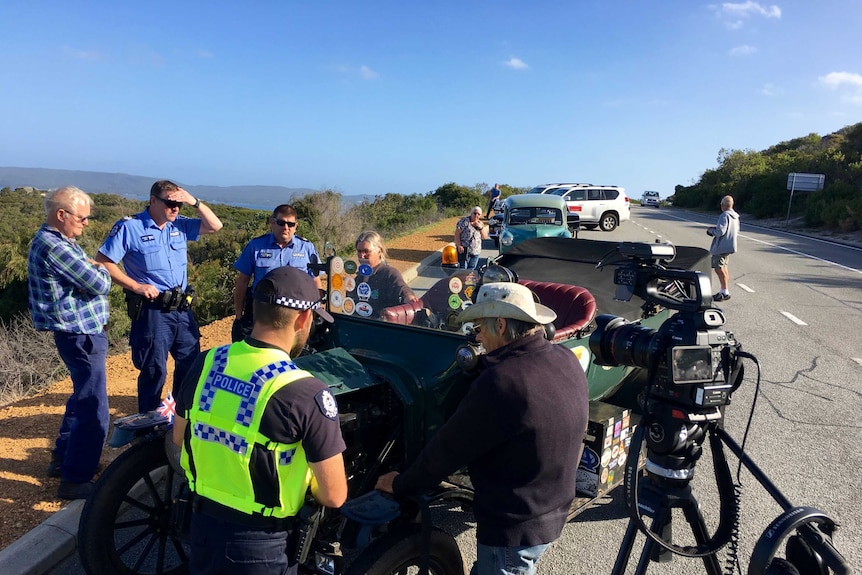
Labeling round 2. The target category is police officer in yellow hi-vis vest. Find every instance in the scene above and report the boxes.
[172,266,347,575]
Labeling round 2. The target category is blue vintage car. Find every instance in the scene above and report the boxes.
[494,193,573,253]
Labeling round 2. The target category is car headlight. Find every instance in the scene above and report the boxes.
[501,232,513,246]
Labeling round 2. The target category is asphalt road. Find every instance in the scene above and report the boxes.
[49,210,862,574]
[501,209,862,574]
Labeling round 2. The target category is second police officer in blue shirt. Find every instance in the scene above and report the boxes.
[97,180,223,413]
[231,204,322,342]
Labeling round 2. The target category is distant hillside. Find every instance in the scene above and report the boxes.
[0,167,373,209]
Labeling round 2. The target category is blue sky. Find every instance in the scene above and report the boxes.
[2,1,861,199]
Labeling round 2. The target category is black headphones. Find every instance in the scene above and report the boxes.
[749,506,842,575]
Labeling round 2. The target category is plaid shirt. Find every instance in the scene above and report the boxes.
[28,224,111,334]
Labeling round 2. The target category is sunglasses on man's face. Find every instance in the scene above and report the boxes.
[62,209,91,223]
[155,196,184,209]
[273,218,297,228]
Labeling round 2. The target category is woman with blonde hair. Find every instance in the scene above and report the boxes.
[353,231,417,315]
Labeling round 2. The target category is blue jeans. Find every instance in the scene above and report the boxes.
[460,252,480,269]
[471,543,550,575]
[189,513,297,575]
[53,331,109,483]
[130,308,200,413]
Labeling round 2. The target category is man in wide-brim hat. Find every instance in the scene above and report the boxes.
[377,282,589,575]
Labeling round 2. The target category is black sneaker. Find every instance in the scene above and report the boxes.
[713,292,729,302]
[57,480,95,500]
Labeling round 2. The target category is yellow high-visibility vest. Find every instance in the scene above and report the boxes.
[181,342,313,518]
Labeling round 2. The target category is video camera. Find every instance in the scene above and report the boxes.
[591,242,850,575]
[589,241,743,412]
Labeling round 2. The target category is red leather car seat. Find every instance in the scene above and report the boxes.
[518,279,597,341]
[380,299,425,325]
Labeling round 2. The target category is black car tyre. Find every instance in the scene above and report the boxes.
[345,525,464,575]
[79,437,190,575]
[600,213,619,232]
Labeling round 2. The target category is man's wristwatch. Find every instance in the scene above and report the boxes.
[192,197,201,209]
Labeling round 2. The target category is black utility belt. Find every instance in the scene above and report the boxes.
[124,286,196,319]
[194,495,296,531]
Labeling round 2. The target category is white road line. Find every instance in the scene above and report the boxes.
[853,358,862,367]
[736,283,755,293]
[780,311,808,326]
[662,212,862,274]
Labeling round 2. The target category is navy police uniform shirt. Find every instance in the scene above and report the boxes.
[234,234,319,288]
[99,210,202,292]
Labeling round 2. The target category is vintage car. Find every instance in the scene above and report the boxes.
[489,193,573,253]
[77,237,713,575]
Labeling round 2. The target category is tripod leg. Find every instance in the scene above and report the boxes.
[611,519,641,575]
[681,495,723,575]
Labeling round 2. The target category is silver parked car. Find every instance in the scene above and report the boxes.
[641,190,660,208]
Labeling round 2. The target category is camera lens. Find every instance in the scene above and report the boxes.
[589,314,660,369]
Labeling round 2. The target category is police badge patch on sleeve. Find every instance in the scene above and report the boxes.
[314,389,339,420]
[109,216,134,237]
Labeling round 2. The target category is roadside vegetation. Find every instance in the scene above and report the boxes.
[0,181,525,404]
[671,122,862,231]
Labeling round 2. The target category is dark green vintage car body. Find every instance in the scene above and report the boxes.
[312,236,711,482]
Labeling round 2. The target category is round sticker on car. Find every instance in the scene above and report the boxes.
[342,298,355,315]
[356,301,373,317]
[330,257,344,274]
[330,290,343,308]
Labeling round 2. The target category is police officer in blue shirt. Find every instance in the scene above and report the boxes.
[232,204,321,341]
[96,180,223,413]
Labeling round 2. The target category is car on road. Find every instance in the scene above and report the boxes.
[527,182,591,194]
[548,184,630,232]
[641,190,660,208]
[492,193,573,253]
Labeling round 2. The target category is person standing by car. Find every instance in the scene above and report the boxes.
[376,282,589,575]
[96,180,223,413]
[173,266,347,575]
[28,186,112,500]
[485,183,502,218]
[706,195,740,302]
[455,206,487,269]
[232,204,322,342]
[352,230,418,314]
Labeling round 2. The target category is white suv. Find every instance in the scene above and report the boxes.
[546,184,630,231]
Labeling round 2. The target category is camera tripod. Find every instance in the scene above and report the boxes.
[610,412,851,575]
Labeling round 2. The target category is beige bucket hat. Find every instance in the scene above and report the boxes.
[458,282,556,325]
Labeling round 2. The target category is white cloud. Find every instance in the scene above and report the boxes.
[819,71,862,88]
[729,44,757,56]
[720,1,781,19]
[503,57,529,70]
[710,2,781,29]
[759,83,783,96]
[818,71,862,104]
[359,65,379,80]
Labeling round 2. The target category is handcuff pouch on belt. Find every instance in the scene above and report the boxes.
[124,285,197,320]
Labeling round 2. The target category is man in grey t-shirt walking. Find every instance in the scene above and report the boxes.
[706,195,740,302]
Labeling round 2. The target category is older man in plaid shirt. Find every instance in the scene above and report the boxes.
[28,186,112,500]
